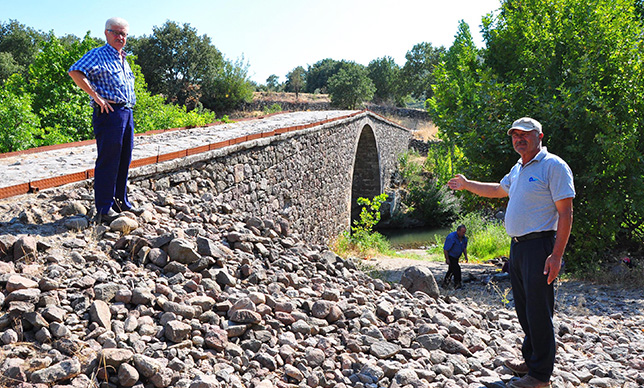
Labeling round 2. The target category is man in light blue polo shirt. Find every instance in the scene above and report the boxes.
[447,117,574,388]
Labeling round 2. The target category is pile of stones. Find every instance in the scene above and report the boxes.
[0,184,642,388]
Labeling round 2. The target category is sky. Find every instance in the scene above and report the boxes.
[1,0,502,84]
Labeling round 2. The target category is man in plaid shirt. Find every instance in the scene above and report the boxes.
[69,17,138,223]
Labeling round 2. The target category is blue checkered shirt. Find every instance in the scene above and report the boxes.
[69,44,136,107]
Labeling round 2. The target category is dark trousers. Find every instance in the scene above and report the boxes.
[444,255,462,285]
[92,107,134,214]
[509,235,556,382]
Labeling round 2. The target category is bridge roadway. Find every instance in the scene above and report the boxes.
[0,110,360,199]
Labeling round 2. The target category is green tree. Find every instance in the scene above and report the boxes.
[327,62,375,109]
[0,83,41,152]
[265,74,280,92]
[128,55,216,133]
[305,58,347,93]
[132,21,252,114]
[427,21,501,181]
[430,1,644,269]
[132,21,223,109]
[29,32,100,143]
[0,52,21,81]
[201,55,254,114]
[0,20,45,82]
[400,42,445,101]
[285,66,306,99]
[367,56,401,104]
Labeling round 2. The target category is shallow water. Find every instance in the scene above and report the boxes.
[377,227,450,249]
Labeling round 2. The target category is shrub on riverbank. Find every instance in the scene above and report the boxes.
[458,213,510,262]
[427,212,510,263]
[331,194,395,258]
[397,149,460,228]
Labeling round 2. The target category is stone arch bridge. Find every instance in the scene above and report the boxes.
[0,111,411,243]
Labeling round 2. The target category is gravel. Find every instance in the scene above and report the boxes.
[0,183,642,388]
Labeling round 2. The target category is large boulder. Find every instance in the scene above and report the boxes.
[400,266,439,299]
[167,238,201,264]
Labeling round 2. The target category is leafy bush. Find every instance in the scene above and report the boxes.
[327,62,375,109]
[0,87,41,152]
[449,212,510,262]
[352,194,388,235]
[407,179,460,227]
[263,103,282,115]
[398,149,460,227]
[202,56,254,114]
[26,33,99,144]
[331,194,392,258]
[398,150,424,182]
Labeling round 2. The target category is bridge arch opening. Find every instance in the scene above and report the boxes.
[350,124,381,225]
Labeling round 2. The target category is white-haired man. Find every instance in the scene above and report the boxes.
[69,17,138,223]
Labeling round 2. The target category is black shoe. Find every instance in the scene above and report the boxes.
[113,202,144,215]
[121,206,144,216]
[95,209,120,224]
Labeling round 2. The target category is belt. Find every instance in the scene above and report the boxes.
[92,102,134,109]
[512,230,555,243]
[109,102,134,109]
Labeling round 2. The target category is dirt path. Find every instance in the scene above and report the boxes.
[367,249,502,284]
[365,249,644,319]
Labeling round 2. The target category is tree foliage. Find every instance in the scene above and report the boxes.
[0,20,44,82]
[398,150,461,227]
[400,42,445,101]
[128,55,216,133]
[367,56,401,104]
[0,86,41,152]
[201,55,254,114]
[131,21,223,110]
[327,62,375,109]
[305,58,347,93]
[265,74,281,92]
[29,32,99,142]
[429,0,644,268]
[285,66,306,98]
[131,21,253,114]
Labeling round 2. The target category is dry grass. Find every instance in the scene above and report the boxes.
[253,91,330,103]
[406,153,427,166]
[378,114,439,141]
[575,261,644,289]
[412,121,440,141]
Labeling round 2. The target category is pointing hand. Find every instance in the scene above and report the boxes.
[448,174,468,191]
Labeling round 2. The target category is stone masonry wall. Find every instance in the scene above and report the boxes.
[129,112,410,244]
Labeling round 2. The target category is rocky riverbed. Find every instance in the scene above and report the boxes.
[0,183,642,388]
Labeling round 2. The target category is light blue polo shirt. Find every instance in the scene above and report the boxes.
[500,147,575,237]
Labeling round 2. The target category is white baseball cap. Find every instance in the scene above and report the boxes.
[507,117,542,135]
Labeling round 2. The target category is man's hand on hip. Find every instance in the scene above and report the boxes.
[95,96,114,114]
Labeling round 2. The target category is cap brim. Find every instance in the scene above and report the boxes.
[507,127,536,135]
